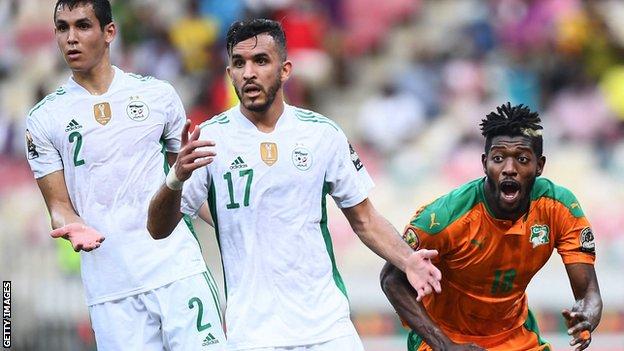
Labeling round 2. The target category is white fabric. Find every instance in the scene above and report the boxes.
[181,104,374,350]
[26,66,207,305]
[89,273,225,351]
[246,330,364,351]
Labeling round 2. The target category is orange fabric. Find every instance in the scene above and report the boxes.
[414,323,550,351]
[404,196,595,342]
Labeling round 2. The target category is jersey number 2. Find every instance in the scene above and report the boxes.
[68,132,85,166]
[224,169,254,209]
[188,297,212,332]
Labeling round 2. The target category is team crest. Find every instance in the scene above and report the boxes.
[403,228,420,250]
[25,129,39,159]
[580,227,595,253]
[93,102,112,125]
[529,225,550,248]
[126,100,149,121]
[292,146,312,171]
[260,142,278,166]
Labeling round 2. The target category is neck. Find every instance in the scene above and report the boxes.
[240,94,285,133]
[72,56,114,95]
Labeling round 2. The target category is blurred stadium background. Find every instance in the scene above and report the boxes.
[1,0,623,350]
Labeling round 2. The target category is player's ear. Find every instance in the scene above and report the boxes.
[481,153,487,174]
[104,22,116,45]
[536,155,546,176]
[280,60,292,83]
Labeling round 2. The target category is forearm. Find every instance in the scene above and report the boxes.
[380,262,452,349]
[351,210,412,272]
[147,184,184,239]
[49,206,84,229]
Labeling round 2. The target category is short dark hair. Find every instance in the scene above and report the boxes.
[54,0,113,30]
[226,19,287,61]
[480,102,544,156]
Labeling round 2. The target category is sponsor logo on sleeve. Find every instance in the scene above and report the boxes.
[580,227,595,253]
[403,228,420,250]
[349,143,363,171]
[25,130,39,159]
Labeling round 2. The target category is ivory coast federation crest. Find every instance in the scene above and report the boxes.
[93,102,112,125]
[529,224,550,248]
[260,142,278,166]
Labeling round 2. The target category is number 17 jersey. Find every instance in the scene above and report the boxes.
[181,104,374,349]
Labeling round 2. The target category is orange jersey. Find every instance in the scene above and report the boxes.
[402,177,595,346]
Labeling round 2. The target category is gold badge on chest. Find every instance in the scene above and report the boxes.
[93,102,112,125]
[260,142,278,166]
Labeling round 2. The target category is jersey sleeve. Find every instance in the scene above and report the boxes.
[325,129,374,208]
[553,198,596,265]
[25,114,63,179]
[180,165,211,219]
[162,84,186,153]
[402,206,452,261]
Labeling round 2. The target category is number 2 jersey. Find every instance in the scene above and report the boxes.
[402,177,596,345]
[25,66,209,306]
[180,104,374,349]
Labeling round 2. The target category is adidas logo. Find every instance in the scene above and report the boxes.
[229,156,248,170]
[65,119,83,132]
[202,333,219,346]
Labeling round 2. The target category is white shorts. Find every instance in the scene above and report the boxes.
[244,332,364,351]
[89,272,225,350]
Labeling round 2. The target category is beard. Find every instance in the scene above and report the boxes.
[236,73,282,113]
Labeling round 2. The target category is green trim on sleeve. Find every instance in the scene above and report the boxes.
[531,178,585,218]
[410,178,484,235]
[321,181,348,299]
[523,308,551,349]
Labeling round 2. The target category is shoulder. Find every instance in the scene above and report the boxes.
[27,86,69,120]
[531,177,584,218]
[123,71,178,96]
[290,105,341,133]
[410,178,484,234]
[199,109,233,131]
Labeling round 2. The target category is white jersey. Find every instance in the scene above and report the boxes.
[26,66,207,306]
[181,104,374,349]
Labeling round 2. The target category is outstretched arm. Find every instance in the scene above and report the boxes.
[36,170,104,252]
[380,262,485,351]
[342,199,441,300]
[147,120,215,239]
[562,263,602,351]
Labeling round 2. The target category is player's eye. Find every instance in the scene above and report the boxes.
[492,155,503,162]
[518,156,529,163]
[256,57,267,65]
[56,23,68,31]
[78,22,91,29]
[233,60,244,68]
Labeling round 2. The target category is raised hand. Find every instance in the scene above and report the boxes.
[405,249,442,301]
[562,308,593,350]
[50,223,105,252]
[174,119,216,182]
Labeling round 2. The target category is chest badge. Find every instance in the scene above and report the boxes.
[529,224,550,248]
[93,102,112,125]
[292,146,312,171]
[260,142,278,166]
[126,98,150,121]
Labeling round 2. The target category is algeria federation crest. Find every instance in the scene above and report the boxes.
[292,146,312,171]
[529,225,550,248]
[126,100,150,121]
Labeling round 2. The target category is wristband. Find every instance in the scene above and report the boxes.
[166,167,184,190]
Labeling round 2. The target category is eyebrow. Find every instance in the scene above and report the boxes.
[55,17,92,26]
[489,145,533,152]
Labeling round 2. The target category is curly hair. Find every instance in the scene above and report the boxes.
[480,102,543,156]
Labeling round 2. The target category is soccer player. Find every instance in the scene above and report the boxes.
[25,1,225,349]
[380,103,602,351]
[147,19,442,350]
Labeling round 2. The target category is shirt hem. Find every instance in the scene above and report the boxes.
[227,326,356,350]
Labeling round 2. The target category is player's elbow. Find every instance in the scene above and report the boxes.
[380,262,403,297]
[146,218,172,240]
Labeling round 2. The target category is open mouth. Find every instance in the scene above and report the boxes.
[499,180,521,203]
[243,84,262,96]
[67,49,81,59]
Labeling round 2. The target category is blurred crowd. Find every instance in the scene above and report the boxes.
[1,0,624,349]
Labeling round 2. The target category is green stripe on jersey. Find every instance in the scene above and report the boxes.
[28,88,66,116]
[531,178,584,218]
[201,113,230,127]
[202,271,223,325]
[294,108,339,131]
[523,309,551,349]
[410,178,484,235]
[208,180,227,299]
[321,181,348,299]
[128,73,153,81]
